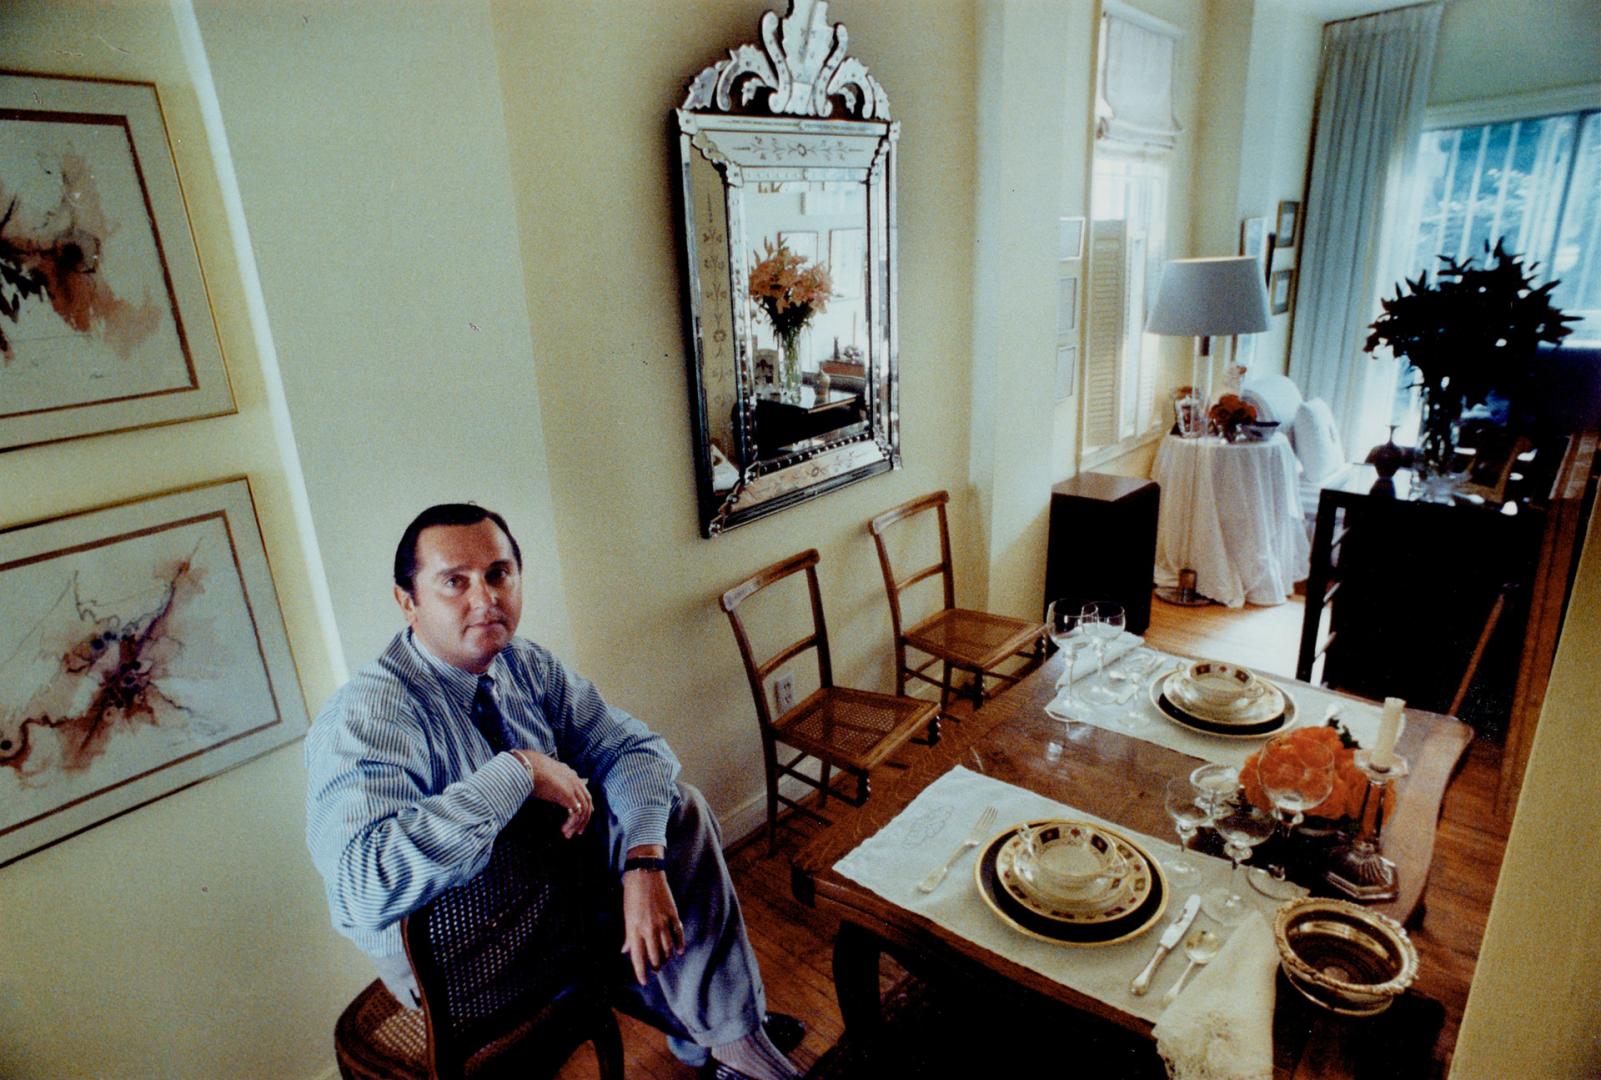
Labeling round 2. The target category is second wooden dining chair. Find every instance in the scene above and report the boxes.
[720,549,939,852]
[868,490,1045,715]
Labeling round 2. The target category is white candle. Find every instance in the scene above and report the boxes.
[1372,697,1404,770]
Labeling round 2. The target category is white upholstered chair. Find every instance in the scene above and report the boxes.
[1239,372,1355,518]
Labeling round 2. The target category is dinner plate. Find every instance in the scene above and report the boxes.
[975,822,1169,945]
[995,825,1155,924]
[1151,672,1299,739]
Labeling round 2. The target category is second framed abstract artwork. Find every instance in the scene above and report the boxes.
[0,71,234,453]
[0,478,306,865]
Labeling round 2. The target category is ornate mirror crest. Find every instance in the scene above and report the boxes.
[674,0,900,537]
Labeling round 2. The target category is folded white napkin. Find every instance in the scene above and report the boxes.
[1051,630,1145,687]
[1152,908,1278,1080]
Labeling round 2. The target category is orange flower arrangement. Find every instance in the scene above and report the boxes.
[1208,393,1259,442]
[749,239,833,345]
[1241,721,1395,823]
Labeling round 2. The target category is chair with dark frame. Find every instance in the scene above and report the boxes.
[333,802,624,1080]
[721,548,940,853]
[868,491,1045,718]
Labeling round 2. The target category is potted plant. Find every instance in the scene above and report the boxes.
[1364,241,1575,496]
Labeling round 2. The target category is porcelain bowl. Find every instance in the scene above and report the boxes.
[1014,822,1130,901]
[1273,898,1419,1016]
[1181,660,1267,712]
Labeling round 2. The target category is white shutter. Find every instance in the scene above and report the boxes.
[1083,218,1129,447]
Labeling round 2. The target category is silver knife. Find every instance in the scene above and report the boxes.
[1131,893,1202,995]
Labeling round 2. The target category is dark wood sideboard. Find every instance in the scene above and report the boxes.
[1044,472,1160,634]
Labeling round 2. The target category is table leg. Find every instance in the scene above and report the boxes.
[832,921,885,1039]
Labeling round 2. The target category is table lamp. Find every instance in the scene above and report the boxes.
[1147,256,1271,438]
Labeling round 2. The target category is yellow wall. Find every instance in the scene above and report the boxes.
[1453,509,1601,1078]
[1430,0,1601,107]
[488,1,986,823]
[0,3,350,1077]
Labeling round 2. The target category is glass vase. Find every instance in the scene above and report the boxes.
[1413,388,1461,502]
[779,331,804,404]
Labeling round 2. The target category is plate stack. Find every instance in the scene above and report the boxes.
[976,820,1169,946]
[1149,660,1297,739]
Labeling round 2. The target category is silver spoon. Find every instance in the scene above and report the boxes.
[1162,928,1222,1005]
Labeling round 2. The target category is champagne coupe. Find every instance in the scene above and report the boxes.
[1078,601,1126,704]
[1164,776,1209,884]
[1203,794,1277,925]
[1188,762,1240,815]
[1250,734,1336,898]
[1046,598,1087,689]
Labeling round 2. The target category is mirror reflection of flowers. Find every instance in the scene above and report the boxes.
[749,239,832,399]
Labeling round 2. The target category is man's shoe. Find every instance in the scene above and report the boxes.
[763,1011,806,1055]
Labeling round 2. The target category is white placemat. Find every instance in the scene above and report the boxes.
[832,766,1302,1024]
[1045,648,1405,771]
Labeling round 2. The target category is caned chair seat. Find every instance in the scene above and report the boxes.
[774,685,938,774]
[903,608,1044,675]
[335,979,429,1080]
[721,549,939,852]
[870,491,1045,713]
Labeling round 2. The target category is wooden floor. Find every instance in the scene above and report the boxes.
[559,595,1512,1078]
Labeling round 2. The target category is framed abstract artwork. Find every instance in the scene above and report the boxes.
[0,477,306,865]
[0,71,235,453]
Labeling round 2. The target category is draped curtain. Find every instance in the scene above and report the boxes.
[1288,3,1442,460]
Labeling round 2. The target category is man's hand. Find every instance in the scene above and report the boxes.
[512,749,592,838]
[621,844,684,985]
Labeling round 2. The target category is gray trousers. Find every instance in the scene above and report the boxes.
[374,781,766,1053]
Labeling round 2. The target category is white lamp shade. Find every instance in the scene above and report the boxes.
[1146,256,1271,337]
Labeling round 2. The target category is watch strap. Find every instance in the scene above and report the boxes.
[623,855,669,875]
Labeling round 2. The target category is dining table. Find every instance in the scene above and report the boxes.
[789,643,1472,1078]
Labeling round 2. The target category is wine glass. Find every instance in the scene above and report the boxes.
[1077,601,1126,704]
[1188,762,1240,815]
[1250,734,1336,898]
[1045,599,1087,688]
[1203,794,1277,925]
[1164,776,1209,884]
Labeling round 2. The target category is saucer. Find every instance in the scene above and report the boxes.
[1168,671,1286,725]
[1153,672,1298,739]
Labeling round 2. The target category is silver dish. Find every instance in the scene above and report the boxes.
[1273,897,1419,1016]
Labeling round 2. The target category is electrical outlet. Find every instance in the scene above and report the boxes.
[773,673,796,714]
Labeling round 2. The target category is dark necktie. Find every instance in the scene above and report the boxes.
[470,675,515,754]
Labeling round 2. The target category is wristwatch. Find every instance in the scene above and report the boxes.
[622,855,669,875]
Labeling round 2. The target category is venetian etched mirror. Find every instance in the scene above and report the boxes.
[674,0,899,536]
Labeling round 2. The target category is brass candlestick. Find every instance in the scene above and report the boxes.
[1326,749,1409,902]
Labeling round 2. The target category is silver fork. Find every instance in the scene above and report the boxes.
[917,805,998,893]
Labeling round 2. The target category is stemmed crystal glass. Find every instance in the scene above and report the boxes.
[1203,794,1277,925]
[1250,734,1336,898]
[1164,776,1209,884]
[1046,599,1087,689]
[1077,601,1126,704]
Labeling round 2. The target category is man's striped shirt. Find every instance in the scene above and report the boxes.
[305,629,679,959]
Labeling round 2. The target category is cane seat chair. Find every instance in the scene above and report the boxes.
[869,490,1045,713]
[334,802,624,1080]
[721,549,940,852]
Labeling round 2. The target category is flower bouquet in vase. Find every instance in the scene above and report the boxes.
[749,239,832,403]
[1241,720,1394,845]
[1364,241,1575,501]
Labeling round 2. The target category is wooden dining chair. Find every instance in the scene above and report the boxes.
[333,802,624,1080]
[868,490,1045,715]
[721,549,940,852]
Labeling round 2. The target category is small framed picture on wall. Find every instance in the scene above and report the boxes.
[1275,200,1300,249]
[1270,268,1295,315]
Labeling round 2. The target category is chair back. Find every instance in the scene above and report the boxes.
[402,802,616,1080]
[868,491,956,647]
[719,549,834,735]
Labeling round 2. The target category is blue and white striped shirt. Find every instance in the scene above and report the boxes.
[305,629,680,960]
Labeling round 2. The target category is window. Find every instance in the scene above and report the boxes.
[1087,151,1167,444]
[1405,107,1600,343]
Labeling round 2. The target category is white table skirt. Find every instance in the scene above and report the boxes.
[1151,434,1310,608]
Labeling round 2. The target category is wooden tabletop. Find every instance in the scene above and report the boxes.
[791,650,1472,1060]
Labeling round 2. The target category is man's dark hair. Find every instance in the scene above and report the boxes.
[393,503,523,596]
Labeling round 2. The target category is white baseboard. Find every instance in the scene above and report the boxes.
[719,771,818,848]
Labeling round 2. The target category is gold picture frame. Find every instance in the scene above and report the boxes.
[0,71,235,453]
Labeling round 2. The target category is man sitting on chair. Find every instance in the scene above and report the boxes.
[305,503,801,1080]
